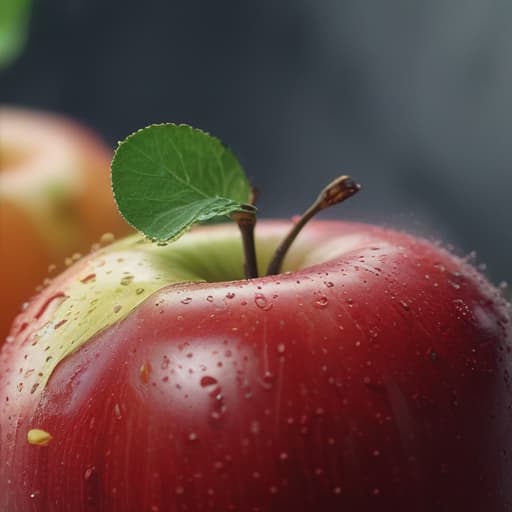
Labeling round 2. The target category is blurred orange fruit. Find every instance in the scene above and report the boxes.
[0,106,131,342]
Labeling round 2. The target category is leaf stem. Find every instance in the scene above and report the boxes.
[266,175,361,276]
[232,207,259,279]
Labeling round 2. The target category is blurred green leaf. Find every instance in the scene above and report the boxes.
[0,0,31,69]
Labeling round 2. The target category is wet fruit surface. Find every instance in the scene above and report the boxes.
[1,221,511,511]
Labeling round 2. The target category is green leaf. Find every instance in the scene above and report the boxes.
[0,0,31,70]
[112,124,253,242]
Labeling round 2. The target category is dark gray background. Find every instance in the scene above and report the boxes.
[2,0,511,285]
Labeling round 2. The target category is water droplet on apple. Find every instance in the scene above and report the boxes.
[226,292,235,299]
[314,296,329,308]
[250,420,260,434]
[181,297,192,305]
[29,491,40,499]
[100,232,115,244]
[276,343,286,353]
[54,319,67,330]
[200,375,218,388]
[399,300,410,311]
[80,273,96,284]
[188,432,198,442]
[254,293,272,311]
[120,275,134,286]
[279,451,289,461]
[139,362,151,383]
[113,403,122,420]
[333,486,342,495]
[449,280,461,290]
[84,467,95,480]
[258,371,275,390]
[113,304,122,314]
[175,485,184,495]
[34,292,67,319]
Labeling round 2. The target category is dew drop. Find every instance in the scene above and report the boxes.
[254,293,272,311]
[100,232,115,244]
[250,421,261,434]
[84,467,95,480]
[188,432,198,442]
[80,273,96,284]
[54,319,67,330]
[399,300,410,311]
[200,376,218,388]
[27,429,53,446]
[35,292,67,319]
[314,296,329,309]
[139,362,151,384]
[226,292,235,299]
[113,304,122,314]
[258,371,275,390]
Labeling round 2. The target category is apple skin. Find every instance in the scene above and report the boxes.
[0,220,510,511]
[0,106,130,343]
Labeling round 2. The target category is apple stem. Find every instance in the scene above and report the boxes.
[266,175,361,276]
[232,208,259,279]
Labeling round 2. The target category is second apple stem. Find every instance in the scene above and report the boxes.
[266,175,361,275]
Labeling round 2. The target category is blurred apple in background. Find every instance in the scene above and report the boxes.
[0,106,131,343]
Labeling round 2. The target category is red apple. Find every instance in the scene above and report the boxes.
[0,220,510,511]
[0,106,131,343]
